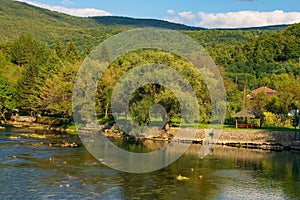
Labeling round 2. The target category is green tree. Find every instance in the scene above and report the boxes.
[16,64,40,116]
[65,40,81,63]
[54,40,64,60]
[0,75,16,121]
[38,63,79,118]
[11,34,49,66]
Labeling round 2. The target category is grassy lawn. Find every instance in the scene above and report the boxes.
[201,124,297,132]
[90,116,298,133]
[180,123,297,132]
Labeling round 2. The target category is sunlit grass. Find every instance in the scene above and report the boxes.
[95,116,297,132]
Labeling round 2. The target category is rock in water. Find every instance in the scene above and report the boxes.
[176,174,189,181]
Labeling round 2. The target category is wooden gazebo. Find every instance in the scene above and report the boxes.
[233,107,262,128]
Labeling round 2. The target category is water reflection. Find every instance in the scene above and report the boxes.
[0,128,300,199]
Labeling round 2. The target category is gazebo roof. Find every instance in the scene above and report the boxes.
[233,107,262,118]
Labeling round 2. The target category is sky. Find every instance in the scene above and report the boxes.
[15,0,300,28]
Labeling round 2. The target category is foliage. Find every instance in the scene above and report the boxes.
[0,0,299,128]
[11,34,49,66]
[96,49,210,128]
[38,63,80,118]
[0,75,16,121]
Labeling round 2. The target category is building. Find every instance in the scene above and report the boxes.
[251,87,278,98]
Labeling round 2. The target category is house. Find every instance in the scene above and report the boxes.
[251,87,278,98]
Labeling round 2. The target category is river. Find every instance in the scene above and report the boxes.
[0,127,300,199]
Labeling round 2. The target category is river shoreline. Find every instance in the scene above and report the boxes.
[0,121,77,133]
[2,120,300,152]
[80,126,300,152]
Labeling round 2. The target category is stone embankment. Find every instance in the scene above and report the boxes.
[4,116,300,152]
[78,126,300,151]
[173,128,300,151]
[4,116,76,133]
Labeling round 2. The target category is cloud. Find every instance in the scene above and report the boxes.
[165,10,196,25]
[178,11,196,22]
[15,0,112,17]
[197,10,300,28]
[165,10,300,28]
[167,9,175,15]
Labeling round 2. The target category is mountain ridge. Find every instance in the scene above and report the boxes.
[0,0,292,49]
[2,0,291,34]
[90,16,205,30]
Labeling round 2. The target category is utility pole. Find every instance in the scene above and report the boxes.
[293,109,300,141]
[243,86,247,109]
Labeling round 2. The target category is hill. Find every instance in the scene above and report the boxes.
[91,16,204,30]
[0,0,203,45]
[0,0,127,47]
[218,24,290,31]
[0,0,289,47]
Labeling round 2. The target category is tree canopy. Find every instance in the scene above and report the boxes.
[0,23,299,128]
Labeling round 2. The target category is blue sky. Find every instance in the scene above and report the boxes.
[16,0,300,28]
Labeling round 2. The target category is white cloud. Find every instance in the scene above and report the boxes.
[167,9,175,15]
[165,10,196,25]
[198,10,300,28]
[178,11,196,22]
[165,10,300,28]
[15,0,112,17]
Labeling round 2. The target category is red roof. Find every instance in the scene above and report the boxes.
[252,87,278,97]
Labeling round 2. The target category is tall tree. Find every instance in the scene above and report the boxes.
[11,34,49,66]
[0,75,16,121]
[38,63,79,118]
[65,40,80,63]
[16,64,40,116]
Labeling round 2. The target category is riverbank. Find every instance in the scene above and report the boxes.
[1,119,77,133]
[170,128,300,151]
[76,126,300,152]
[2,117,300,152]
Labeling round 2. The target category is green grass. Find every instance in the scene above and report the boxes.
[65,124,77,130]
[182,123,297,132]
[259,126,297,132]
[210,124,296,132]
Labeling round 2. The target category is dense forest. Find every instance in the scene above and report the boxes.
[0,0,300,128]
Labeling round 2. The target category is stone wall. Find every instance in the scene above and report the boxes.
[218,130,296,144]
[176,128,297,144]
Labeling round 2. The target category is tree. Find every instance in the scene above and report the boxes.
[283,23,300,60]
[0,75,16,121]
[96,49,208,131]
[65,40,81,63]
[38,63,79,118]
[16,63,40,116]
[54,40,64,60]
[250,91,268,113]
[11,34,49,66]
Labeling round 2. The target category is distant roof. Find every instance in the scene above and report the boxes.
[233,107,262,118]
[252,87,278,97]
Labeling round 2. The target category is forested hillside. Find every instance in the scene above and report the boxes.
[0,0,299,128]
[0,0,203,48]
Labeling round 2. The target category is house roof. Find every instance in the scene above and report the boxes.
[252,87,278,97]
[233,107,262,118]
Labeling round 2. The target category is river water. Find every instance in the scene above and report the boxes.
[0,127,300,200]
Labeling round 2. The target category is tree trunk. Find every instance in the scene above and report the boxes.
[162,112,170,131]
[104,102,109,118]
[0,112,7,123]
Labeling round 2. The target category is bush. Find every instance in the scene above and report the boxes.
[169,117,181,127]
